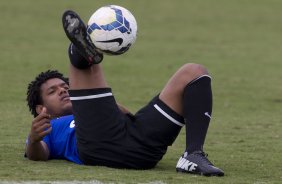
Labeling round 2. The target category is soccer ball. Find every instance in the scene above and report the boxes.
[87,5,137,55]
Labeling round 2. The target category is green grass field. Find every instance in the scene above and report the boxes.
[1,0,282,183]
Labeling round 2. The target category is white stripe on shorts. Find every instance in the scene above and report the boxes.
[154,104,184,127]
[70,92,113,101]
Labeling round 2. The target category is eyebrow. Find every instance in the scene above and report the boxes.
[47,82,68,91]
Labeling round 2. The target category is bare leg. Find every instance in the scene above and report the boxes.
[69,64,108,90]
[159,63,209,115]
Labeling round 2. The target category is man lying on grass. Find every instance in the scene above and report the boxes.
[25,10,224,177]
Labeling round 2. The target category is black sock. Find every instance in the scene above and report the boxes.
[68,43,92,69]
[183,75,212,153]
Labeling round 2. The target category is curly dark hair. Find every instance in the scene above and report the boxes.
[26,70,69,117]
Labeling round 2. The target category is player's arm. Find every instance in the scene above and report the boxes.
[26,140,49,161]
[25,108,51,161]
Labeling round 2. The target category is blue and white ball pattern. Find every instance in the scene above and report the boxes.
[87,5,137,55]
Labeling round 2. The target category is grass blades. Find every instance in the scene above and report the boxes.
[0,0,282,183]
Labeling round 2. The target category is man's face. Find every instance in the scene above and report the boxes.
[39,78,72,117]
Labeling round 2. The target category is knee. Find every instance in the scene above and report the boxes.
[181,63,209,78]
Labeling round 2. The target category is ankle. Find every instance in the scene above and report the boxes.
[68,43,93,69]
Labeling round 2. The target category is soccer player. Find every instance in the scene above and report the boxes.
[25,10,224,176]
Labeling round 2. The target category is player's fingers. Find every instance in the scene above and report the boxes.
[33,107,51,122]
[31,118,50,131]
[42,107,52,119]
[31,119,51,137]
[29,124,52,143]
[39,127,52,137]
[33,114,50,123]
[33,114,51,125]
[35,123,51,134]
[32,124,52,140]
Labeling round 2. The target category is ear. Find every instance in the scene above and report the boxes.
[36,105,44,115]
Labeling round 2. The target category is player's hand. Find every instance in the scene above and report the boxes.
[29,107,52,144]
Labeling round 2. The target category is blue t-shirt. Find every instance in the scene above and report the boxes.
[42,115,82,164]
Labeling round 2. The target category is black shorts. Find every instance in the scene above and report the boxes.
[69,88,184,169]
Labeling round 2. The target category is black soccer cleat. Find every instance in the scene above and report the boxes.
[176,151,224,177]
[62,10,103,65]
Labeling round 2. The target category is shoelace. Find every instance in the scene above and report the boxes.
[192,151,213,166]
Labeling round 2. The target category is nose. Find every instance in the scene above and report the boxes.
[59,87,67,95]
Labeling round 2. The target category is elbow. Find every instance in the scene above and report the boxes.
[26,152,49,161]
